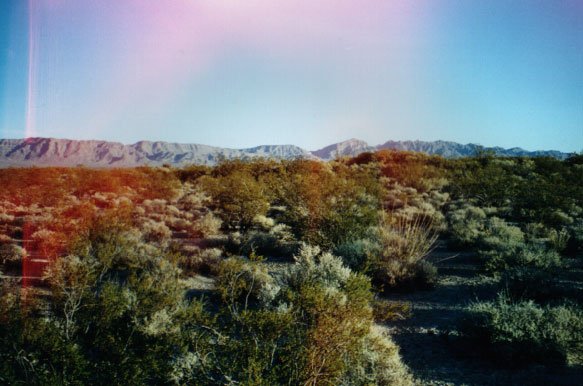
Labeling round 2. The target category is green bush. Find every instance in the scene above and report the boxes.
[216,256,280,309]
[333,239,379,272]
[279,244,413,385]
[477,217,524,251]
[205,244,413,385]
[484,244,562,273]
[446,204,487,248]
[461,294,583,365]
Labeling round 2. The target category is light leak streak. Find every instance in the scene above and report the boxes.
[23,0,39,293]
[25,0,38,138]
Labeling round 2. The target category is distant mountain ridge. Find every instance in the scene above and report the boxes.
[310,138,571,160]
[0,137,572,167]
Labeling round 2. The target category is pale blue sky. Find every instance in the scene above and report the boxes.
[1,1,581,151]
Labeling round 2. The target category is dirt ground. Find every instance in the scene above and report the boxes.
[382,241,583,386]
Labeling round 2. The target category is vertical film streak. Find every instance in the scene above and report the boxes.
[25,0,37,138]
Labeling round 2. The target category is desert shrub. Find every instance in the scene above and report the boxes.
[141,219,172,246]
[474,217,531,272]
[179,247,222,276]
[372,215,438,291]
[196,212,222,237]
[176,184,212,208]
[0,212,202,385]
[461,294,583,365]
[283,244,352,291]
[175,165,211,182]
[547,228,570,253]
[0,243,24,272]
[548,210,574,226]
[477,217,524,251]
[276,159,382,249]
[372,150,446,193]
[383,181,447,233]
[0,283,92,385]
[240,230,299,259]
[279,244,412,385]
[484,244,562,273]
[0,212,15,222]
[394,203,446,232]
[268,223,299,249]
[216,256,280,310]
[341,325,413,386]
[429,190,450,208]
[165,216,191,232]
[447,204,487,248]
[333,239,379,272]
[201,244,414,385]
[524,222,551,244]
[200,171,270,231]
[252,214,276,230]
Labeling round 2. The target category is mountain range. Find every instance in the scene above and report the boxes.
[0,137,572,167]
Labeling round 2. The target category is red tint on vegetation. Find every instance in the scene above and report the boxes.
[0,167,180,290]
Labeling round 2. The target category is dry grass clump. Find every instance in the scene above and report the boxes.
[372,299,412,322]
[372,214,438,291]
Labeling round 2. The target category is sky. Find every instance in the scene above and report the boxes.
[0,0,581,152]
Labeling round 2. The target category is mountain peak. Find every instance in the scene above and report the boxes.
[311,138,374,160]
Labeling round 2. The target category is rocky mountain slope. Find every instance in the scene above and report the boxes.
[311,138,375,160]
[0,137,571,167]
[0,138,314,167]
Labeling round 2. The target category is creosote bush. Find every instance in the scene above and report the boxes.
[180,243,414,385]
[333,239,379,272]
[461,294,583,366]
[446,204,487,248]
[484,243,562,273]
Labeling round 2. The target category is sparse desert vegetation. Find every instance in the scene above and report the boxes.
[0,151,581,385]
